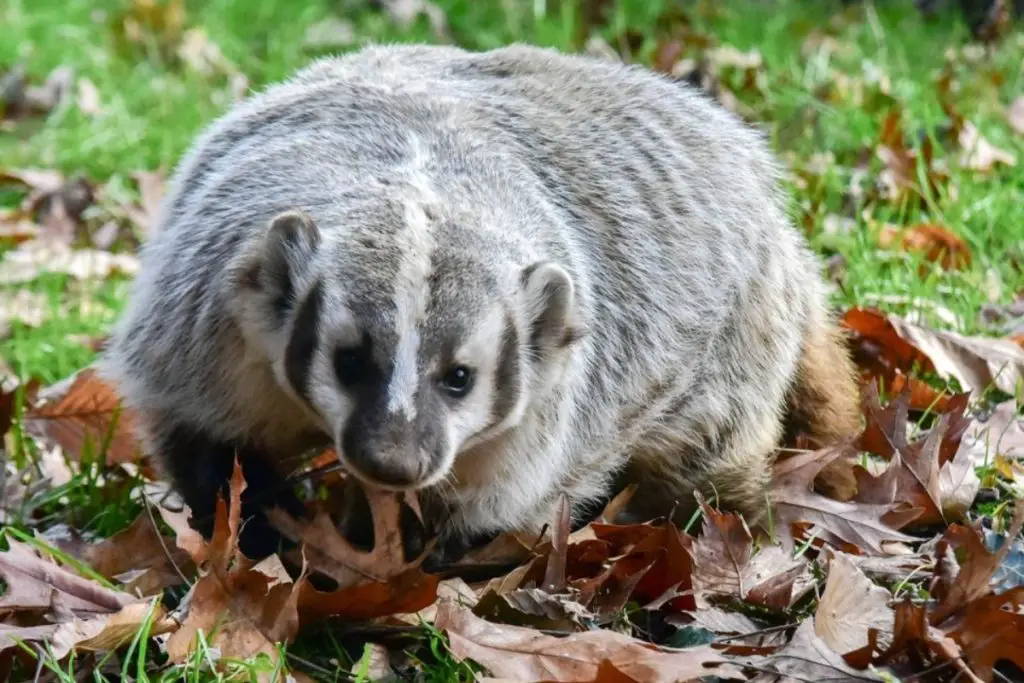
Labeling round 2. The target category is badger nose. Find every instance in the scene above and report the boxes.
[360,457,422,488]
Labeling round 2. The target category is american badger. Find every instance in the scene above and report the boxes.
[100,43,861,559]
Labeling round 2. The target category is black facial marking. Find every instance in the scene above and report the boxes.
[272,266,294,323]
[284,279,323,406]
[334,330,375,388]
[490,311,521,426]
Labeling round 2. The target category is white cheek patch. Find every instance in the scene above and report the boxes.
[449,305,507,446]
[309,346,353,434]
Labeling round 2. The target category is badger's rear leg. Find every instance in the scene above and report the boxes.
[781,316,862,449]
[155,424,307,559]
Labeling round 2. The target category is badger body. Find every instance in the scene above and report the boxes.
[100,43,861,558]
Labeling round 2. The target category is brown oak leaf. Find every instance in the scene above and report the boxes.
[435,599,740,683]
[769,444,919,554]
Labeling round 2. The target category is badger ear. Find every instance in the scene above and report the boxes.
[232,209,321,320]
[520,262,586,357]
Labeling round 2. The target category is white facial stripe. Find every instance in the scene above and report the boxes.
[387,325,421,417]
[387,140,438,418]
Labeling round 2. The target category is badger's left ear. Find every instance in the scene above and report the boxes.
[520,262,587,357]
[228,209,321,322]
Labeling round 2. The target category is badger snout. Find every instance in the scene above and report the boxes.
[339,410,447,490]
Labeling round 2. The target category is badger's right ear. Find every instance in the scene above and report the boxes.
[520,261,587,359]
[229,209,321,322]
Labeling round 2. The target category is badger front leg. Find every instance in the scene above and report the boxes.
[154,423,307,560]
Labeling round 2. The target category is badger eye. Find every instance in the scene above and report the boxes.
[440,365,474,398]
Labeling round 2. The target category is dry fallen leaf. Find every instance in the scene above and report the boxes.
[0,240,140,285]
[23,366,144,466]
[379,0,450,41]
[1009,96,1024,136]
[960,400,1024,466]
[266,483,441,623]
[814,552,894,654]
[0,289,49,338]
[76,77,102,116]
[269,486,433,588]
[0,538,136,616]
[127,169,166,237]
[0,66,73,120]
[165,462,305,674]
[874,107,946,207]
[875,601,981,682]
[841,307,936,385]
[743,618,882,681]
[0,599,175,660]
[67,511,193,596]
[689,498,812,611]
[769,444,919,554]
[957,120,1017,172]
[877,223,972,270]
[435,599,740,683]
[943,587,1024,681]
[885,314,1024,395]
[585,519,696,613]
[930,505,1024,625]
[0,207,39,244]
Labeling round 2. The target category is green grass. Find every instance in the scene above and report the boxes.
[1,0,1023,680]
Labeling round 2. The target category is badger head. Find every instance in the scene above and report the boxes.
[225,206,585,491]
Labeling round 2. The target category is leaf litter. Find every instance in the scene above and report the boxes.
[5,332,1023,681]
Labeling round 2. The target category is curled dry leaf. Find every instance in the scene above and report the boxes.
[0,289,49,338]
[930,505,1024,625]
[0,207,38,244]
[0,600,175,660]
[943,587,1024,681]
[957,120,1017,173]
[296,566,440,623]
[0,240,140,285]
[689,497,812,612]
[22,366,144,467]
[0,66,73,120]
[435,599,740,683]
[76,77,102,116]
[268,486,433,587]
[68,511,193,596]
[877,223,972,270]
[841,307,936,384]
[379,0,450,41]
[2,171,95,246]
[854,387,980,525]
[874,108,946,207]
[267,485,441,623]
[743,618,883,681]
[886,314,1024,395]
[0,538,136,616]
[876,601,981,682]
[1009,96,1024,136]
[814,552,894,655]
[585,520,696,613]
[125,169,166,238]
[769,444,919,554]
[961,399,1024,465]
[166,461,305,672]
